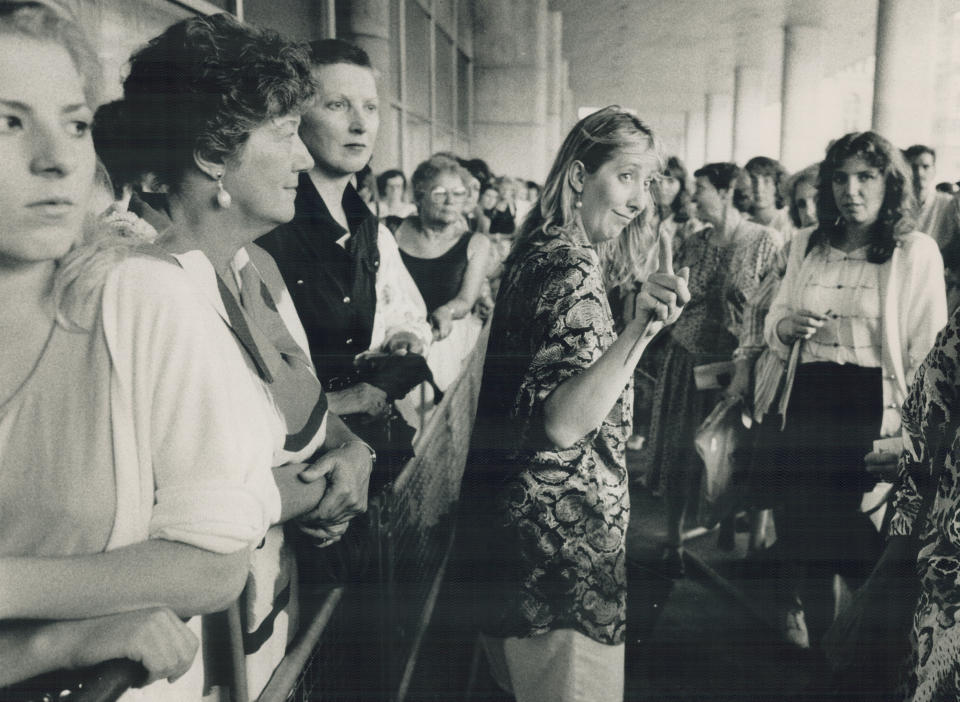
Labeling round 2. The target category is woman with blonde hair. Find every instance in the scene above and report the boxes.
[0,3,282,694]
[463,106,690,702]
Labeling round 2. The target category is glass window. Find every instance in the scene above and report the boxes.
[434,0,454,35]
[457,51,470,133]
[434,128,453,155]
[388,0,402,99]
[406,113,432,172]
[375,106,403,176]
[404,0,431,117]
[457,0,473,56]
[436,28,455,128]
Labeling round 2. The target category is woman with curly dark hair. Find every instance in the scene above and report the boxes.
[763,131,947,649]
[92,13,376,696]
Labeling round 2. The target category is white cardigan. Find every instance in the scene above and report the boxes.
[764,227,948,438]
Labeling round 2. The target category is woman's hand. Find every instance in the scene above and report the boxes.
[864,450,900,482]
[384,331,424,356]
[296,440,374,528]
[63,608,198,686]
[430,306,454,340]
[327,382,390,418]
[724,358,752,401]
[776,310,828,344]
[297,518,350,547]
[634,234,690,333]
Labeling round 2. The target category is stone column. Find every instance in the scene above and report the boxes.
[684,109,706,170]
[472,0,550,180]
[704,92,733,163]
[545,11,564,158]
[336,0,398,167]
[872,0,939,146]
[779,24,823,171]
[733,65,765,163]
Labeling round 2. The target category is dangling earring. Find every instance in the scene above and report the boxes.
[216,173,232,209]
[574,194,582,209]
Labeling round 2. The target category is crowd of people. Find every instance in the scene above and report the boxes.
[5,2,960,701]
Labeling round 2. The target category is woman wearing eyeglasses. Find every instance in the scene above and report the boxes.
[396,153,492,341]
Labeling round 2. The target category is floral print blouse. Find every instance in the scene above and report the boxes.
[889,307,960,699]
[469,225,631,645]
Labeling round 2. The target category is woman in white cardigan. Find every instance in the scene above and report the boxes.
[763,131,947,649]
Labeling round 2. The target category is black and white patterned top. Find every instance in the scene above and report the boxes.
[468,224,631,645]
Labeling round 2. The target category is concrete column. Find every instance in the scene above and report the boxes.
[733,65,765,164]
[336,0,399,168]
[704,92,733,163]
[684,109,706,170]
[472,0,550,180]
[545,11,564,158]
[780,24,823,171]
[560,58,575,130]
[336,0,391,96]
[872,0,939,146]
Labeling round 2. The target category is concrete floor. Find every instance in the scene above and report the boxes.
[407,476,833,702]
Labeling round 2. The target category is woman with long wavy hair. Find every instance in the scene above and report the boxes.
[764,131,947,649]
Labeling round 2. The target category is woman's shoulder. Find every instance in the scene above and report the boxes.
[55,239,186,331]
[466,231,491,259]
[896,229,940,259]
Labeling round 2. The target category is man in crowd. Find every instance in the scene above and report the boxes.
[905,144,960,310]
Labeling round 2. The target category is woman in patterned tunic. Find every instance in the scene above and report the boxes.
[637,162,782,576]
[463,106,690,702]
[889,306,960,700]
[765,131,946,648]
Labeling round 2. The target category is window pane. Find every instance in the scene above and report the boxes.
[406,113,432,171]
[246,0,326,42]
[434,0,454,35]
[434,129,453,156]
[404,1,431,117]
[457,51,470,133]
[457,0,473,56]
[375,106,402,175]
[436,28,455,128]
[389,0,402,98]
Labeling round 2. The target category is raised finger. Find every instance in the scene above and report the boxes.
[657,232,674,276]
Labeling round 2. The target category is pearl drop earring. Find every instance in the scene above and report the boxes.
[216,173,232,209]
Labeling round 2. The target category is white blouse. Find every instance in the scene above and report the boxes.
[798,245,883,368]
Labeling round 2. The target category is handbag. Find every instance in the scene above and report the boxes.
[821,414,958,698]
[695,396,748,524]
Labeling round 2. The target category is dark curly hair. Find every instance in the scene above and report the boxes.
[661,156,692,223]
[94,13,314,192]
[694,162,740,192]
[745,156,789,210]
[807,131,914,264]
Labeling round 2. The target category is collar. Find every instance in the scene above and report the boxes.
[296,173,377,247]
[170,249,231,325]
